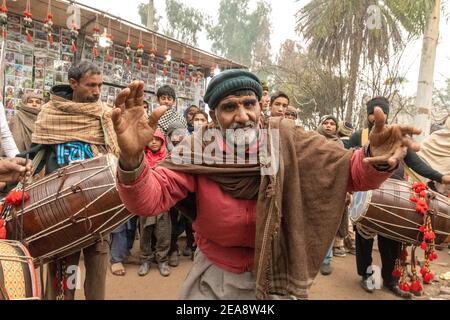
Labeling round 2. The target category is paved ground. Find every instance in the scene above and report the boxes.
[68,238,450,300]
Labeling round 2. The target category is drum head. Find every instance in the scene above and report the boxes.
[350,191,372,223]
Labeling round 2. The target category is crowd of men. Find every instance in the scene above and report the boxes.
[0,60,449,300]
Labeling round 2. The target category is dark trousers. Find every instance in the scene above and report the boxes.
[169,208,196,254]
[355,231,401,287]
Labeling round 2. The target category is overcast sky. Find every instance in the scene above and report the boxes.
[77,0,450,95]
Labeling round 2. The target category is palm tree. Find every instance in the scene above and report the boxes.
[296,0,435,122]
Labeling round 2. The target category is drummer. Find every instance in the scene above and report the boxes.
[28,61,118,300]
[347,97,450,298]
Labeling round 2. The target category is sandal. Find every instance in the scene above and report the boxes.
[110,262,126,276]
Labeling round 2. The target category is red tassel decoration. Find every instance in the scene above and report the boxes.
[399,282,410,292]
[391,269,401,278]
[410,280,422,293]
[420,241,427,250]
[92,46,98,59]
[0,218,6,239]
[5,190,30,206]
[25,30,32,43]
[423,272,434,284]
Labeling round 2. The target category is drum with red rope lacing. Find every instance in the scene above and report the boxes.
[350,178,450,248]
[3,154,132,264]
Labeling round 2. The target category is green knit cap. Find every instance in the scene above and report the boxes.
[204,69,263,109]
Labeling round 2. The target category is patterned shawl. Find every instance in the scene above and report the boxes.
[32,94,119,156]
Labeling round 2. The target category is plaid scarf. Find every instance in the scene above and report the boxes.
[32,95,119,156]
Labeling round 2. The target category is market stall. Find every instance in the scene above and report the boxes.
[0,0,245,118]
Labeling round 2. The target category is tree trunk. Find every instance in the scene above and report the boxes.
[345,23,364,123]
[414,0,440,141]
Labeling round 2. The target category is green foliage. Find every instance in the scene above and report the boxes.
[296,0,435,121]
[208,0,272,67]
[163,0,207,46]
[138,0,207,45]
[272,40,348,129]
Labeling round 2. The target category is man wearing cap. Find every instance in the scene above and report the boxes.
[112,71,421,300]
[347,97,450,298]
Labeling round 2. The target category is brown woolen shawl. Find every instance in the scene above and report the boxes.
[160,117,352,299]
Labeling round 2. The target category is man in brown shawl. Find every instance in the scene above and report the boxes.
[113,70,421,299]
[30,61,118,300]
[9,92,43,153]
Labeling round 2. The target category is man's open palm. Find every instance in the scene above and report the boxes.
[365,107,421,170]
[112,81,167,164]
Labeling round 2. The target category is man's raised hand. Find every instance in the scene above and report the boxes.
[365,107,421,170]
[112,80,167,170]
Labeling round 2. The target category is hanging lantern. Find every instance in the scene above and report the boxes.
[43,14,53,44]
[104,19,114,62]
[0,0,8,38]
[125,28,132,65]
[136,43,144,70]
[188,61,195,82]
[149,34,156,60]
[70,23,79,53]
[136,31,144,70]
[43,0,53,44]
[188,48,195,82]
[91,15,100,59]
[23,0,33,43]
[164,49,172,64]
[136,44,144,58]
[179,59,186,81]
[125,40,132,65]
[149,48,156,60]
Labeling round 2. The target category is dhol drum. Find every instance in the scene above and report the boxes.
[0,240,39,300]
[350,178,450,248]
[4,154,132,264]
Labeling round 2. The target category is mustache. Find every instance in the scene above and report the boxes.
[228,121,256,130]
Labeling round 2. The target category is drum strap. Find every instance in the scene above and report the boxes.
[31,149,46,176]
[403,163,422,183]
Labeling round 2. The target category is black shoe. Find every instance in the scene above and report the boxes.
[360,277,374,293]
[320,263,332,275]
[385,284,412,299]
[138,262,150,276]
[158,261,171,277]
